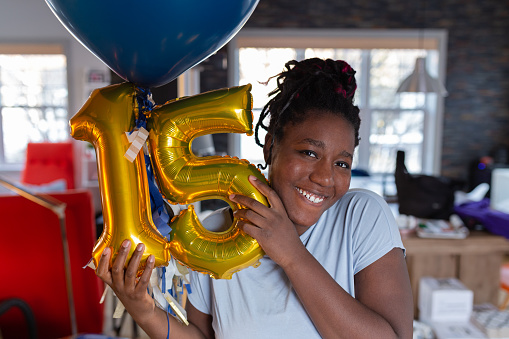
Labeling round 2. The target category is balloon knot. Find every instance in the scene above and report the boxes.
[135,87,155,130]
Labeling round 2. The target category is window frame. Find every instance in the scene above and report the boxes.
[0,42,70,171]
[227,28,448,175]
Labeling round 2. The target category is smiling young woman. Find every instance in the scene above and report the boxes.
[96,58,413,339]
[188,58,414,339]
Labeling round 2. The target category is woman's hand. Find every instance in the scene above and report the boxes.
[95,240,156,320]
[230,175,306,268]
[96,241,214,339]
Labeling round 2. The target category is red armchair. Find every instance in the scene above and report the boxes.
[0,190,104,338]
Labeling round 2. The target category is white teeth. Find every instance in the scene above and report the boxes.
[297,188,324,204]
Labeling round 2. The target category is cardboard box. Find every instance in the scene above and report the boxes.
[419,277,474,323]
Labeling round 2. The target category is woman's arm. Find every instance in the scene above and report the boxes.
[283,246,413,339]
[96,240,213,339]
[231,176,413,339]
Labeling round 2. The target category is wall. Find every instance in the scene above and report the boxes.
[1,0,508,181]
[241,0,509,180]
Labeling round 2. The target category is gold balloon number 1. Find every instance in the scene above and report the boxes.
[70,83,170,272]
[70,82,268,279]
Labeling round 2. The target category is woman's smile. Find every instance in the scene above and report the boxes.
[296,187,326,204]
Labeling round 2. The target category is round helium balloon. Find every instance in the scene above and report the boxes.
[45,0,259,88]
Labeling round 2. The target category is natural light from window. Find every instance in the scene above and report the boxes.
[0,54,68,165]
[238,47,437,174]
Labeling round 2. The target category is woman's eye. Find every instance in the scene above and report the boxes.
[301,150,317,158]
[336,161,350,169]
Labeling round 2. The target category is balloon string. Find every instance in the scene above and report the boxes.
[166,304,171,339]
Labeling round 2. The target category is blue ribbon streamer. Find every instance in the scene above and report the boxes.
[133,87,172,238]
[161,266,167,295]
[145,154,172,237]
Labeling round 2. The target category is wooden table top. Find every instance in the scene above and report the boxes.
[401,231,509,255]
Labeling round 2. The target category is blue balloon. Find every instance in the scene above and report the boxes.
[45,0,259,88]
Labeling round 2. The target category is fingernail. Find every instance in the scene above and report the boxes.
[229,194,235,200]
[249,175,257,181]
[136,243,145,252]
[102,247,110,256]
[122,240,130,248]
[148,255,155,263]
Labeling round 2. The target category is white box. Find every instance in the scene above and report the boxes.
[419,277,474,323]
[491,168,509,214]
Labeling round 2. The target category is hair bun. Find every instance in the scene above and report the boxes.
[329,59,357,99]
[291,58,357,100]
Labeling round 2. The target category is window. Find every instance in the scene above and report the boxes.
[228,29,447,176]
[0,44,68,167]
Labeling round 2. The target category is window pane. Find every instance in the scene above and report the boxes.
[369,110,424,173]
[369,49,425,108]
[239,48,296,109]
[238,48,297,165]
[304,48,363,106]
[0,54,68,164]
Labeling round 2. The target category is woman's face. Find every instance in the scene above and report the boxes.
[264,111,355,234]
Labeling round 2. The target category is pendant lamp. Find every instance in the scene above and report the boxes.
[396,57,448,96]
[396,0,448,97]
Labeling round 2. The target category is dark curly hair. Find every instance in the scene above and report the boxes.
[254,58,361,168]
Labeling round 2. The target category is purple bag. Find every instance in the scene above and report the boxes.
[454,199,509,238]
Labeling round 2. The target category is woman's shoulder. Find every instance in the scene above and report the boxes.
[340,188,388,207]
[329,188,396,223]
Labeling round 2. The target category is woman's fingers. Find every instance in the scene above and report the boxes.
[234,207,266,227]
[111,239,131,289]
[136,255,155,294]
[96,247,113,285]
[230,192,266,212]
[95,240,154,300]
[124,243,145,292]
[248,175,285,211]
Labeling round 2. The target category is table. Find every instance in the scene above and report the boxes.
[402,231,509,317]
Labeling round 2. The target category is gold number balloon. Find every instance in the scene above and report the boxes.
[70,83,170,270]
[147,84,269,279]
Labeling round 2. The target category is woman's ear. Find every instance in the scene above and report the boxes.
[263,133,273,165]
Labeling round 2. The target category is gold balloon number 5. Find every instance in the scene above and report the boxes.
[70,83,268,279]
[148,84,269,279]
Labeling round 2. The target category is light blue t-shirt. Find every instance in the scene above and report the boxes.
[188,189,404,339]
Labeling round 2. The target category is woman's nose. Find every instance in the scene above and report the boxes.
[309,162,333,187]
